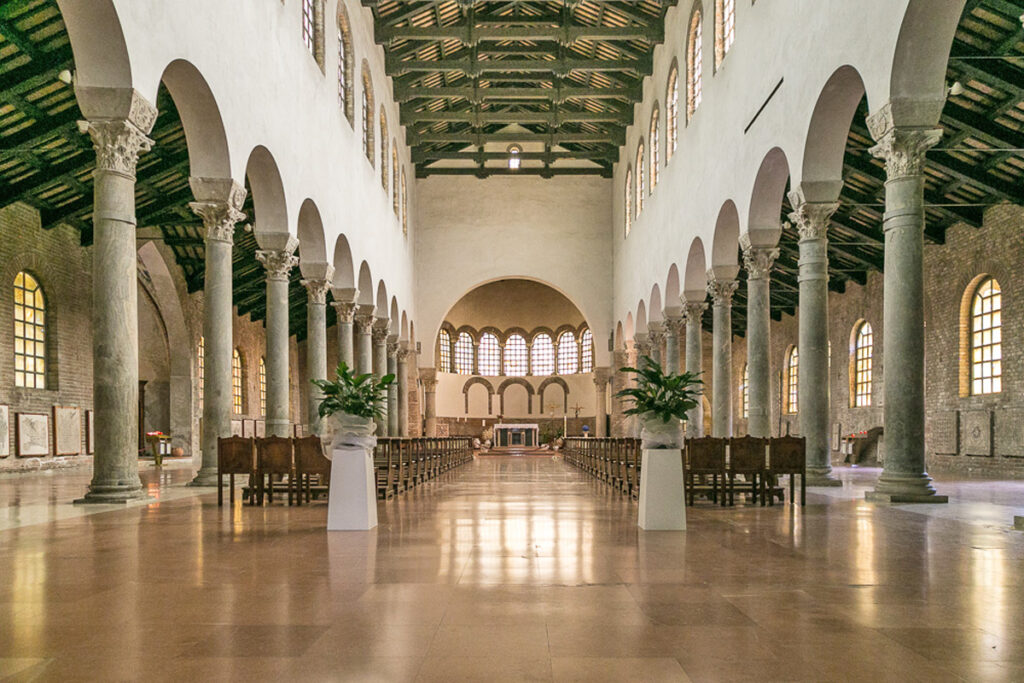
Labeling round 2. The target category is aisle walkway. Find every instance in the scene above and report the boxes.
[1,456,1023,681]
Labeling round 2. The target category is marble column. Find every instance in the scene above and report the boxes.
[625,341,642,437]
[633,333,651,370]
[330,287,358,371]
[788,190,841,485]
[663,310,683,375]
[741,236,779,438]
[302,269,333,435]
[610,348,627,437]
[706,274,738,439]
[188,180,246,487]
[593,367,611,437]
[421,368,438,436]
[256,238,299,437]
[371,318,390,434]
[683,301,707,438]
[353,305,375,376]
[866,104,947,503]
[397,343,412,436]
[647,322,665,367]
[76,92,156,503]
[386,338,399,436]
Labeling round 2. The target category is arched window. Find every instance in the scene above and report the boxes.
[740,363,749,418]
[715,0,735,68]
[454,332,474,374]
[852,322,873,407]
[337,6,354,125]
[478,333,500,375]
[380,107,389,190]
[624,166,633,237]
[970,277,1002,395]
[392,142,399,215]
[504,334,528,377]
[401,168,408,236]
[581,328,594,373]
[557,332,579,375]
[232,349,244,414]
[361,62,374,165]
[438,329,452,372]
[687,10,703,121]
[666,66,679,159]
[785,346,798,414]
[531,334,555,376]
[197,337,204,411]
[649,106,660,191]
[260,358,268,417]
[635,141,645,217]
[13,271,46,389]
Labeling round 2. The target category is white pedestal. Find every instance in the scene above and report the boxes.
[327,445,378,531]
[638,448,686,531]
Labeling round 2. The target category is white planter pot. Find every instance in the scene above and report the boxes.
[322,412,378,457]
[639,414,683,450]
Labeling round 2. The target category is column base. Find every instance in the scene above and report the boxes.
[267,419,291,438]
[74,483,148,505]
[805,467,842,487]
[188,467,221,487]
[866,471,947,504]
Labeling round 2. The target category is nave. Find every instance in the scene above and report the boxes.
[2,458,1024,682]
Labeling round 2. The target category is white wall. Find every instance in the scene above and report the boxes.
[435,373,597,419]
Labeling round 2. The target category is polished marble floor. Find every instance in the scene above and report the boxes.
[1,457,1024,682]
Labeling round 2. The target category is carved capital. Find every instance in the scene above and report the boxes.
[647,322,666,348]
[740,235,780,281]
[301,272,334,305]
[371,318,391,345]
[256,247,299,282]
[397,345,414,363]
[787,188,839,242]
[867,105,943,180]
[664,316,686,337]
[706,278,738,306]
[331,300,358,323]
[420,367,438,391]
[683,301,707,325]
[354,305,376,333]
[84,119,154,179]
[387,340,399,357]
[593,367,612,386]
[190,200,245,245]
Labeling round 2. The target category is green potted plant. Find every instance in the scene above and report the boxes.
[616,357,702,449]
[312,362,394,448]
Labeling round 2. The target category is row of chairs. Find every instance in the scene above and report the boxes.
[561,438,643,499]
[373,437,474,499]
[562,435,808,506]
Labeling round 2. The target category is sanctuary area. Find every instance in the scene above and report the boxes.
[1,0,1023,680]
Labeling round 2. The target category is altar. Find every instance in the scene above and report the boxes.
[493,423,539,448]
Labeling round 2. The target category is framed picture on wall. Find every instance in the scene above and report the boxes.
[0,405,9,458]
[242,419,255,438]
[86,410,95,454]
[16,413,49,457]
[53,406,82,456]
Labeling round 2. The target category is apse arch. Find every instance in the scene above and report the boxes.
[746,147,791,247]
[159,60,231,180]
[798,65,867,201]
[538,376,570,414]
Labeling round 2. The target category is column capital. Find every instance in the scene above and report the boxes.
[740,234,780,281]
[787,188,839,242]
[683,301,708,325]
[371,317,391,344]
[420,367,438,390]
[301,270,334,305]
[647,321,666,347]
[593,366,612,386]
[190,199,246,245]
[354,305,376,332]
[706,276,738,307]
[867,103,942,180]
[633,333,652,359]
[387,335,399,357]
[663,315,686,336]
[84,119,154,179]
[256,237,299,282]
[398,343,414,362]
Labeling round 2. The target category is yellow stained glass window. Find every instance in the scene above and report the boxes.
[971,278,1002,395]
[14,272,45,389]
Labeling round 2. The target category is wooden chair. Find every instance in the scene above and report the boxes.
[685,437,727,506]
[767,436,807,506]
[728,436,767,506]
[256,436,294,506]
[293,435,330,504]
[217,436,256,507]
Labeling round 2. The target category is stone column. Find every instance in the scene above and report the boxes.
[421,368,438,436]
[188,180,246,487]
[647,322,665,367]
[741,236,779,438]
[371,318,390,434]
[397,343,412,436]
[387,338,399,436]
[788,190,840,485]
[593,367,611,437]
[302,269,334,435]
[256,238,299,437]
[330,287,358,371]
[75,91,156,503]
[707,275,738,438]
[866,104,947,502]
[610,348,627,437]
[683,301,707,438]
[663,310,683,375]
[625,341,642,437]
[633,333,651,369]
[353,305,375,376]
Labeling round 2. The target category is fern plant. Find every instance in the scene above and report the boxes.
[311,362,395,420]
[616,357,702,423]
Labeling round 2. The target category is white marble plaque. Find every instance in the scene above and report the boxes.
[0,405,9,457]
[17,413,49,457]
[242,419,255,438]
[53,406,81,456]
[230,419,243,437]
[255,420,266,438]
[963,410,992,457]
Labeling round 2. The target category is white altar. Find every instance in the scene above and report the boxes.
[493,423,539,448]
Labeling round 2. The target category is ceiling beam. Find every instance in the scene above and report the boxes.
[414,149,616,163]
[374,24,664,46]
[401,108,630,126]
[418,166,611,178]
[386,55,652,77]
[408,130,623,145]
[394,84,640,102]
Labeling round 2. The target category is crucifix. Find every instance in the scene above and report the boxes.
[570,402,583,418]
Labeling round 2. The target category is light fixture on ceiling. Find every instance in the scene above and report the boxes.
[507,144,522,170]
[57,69,73,85]
[948,80,965,97]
